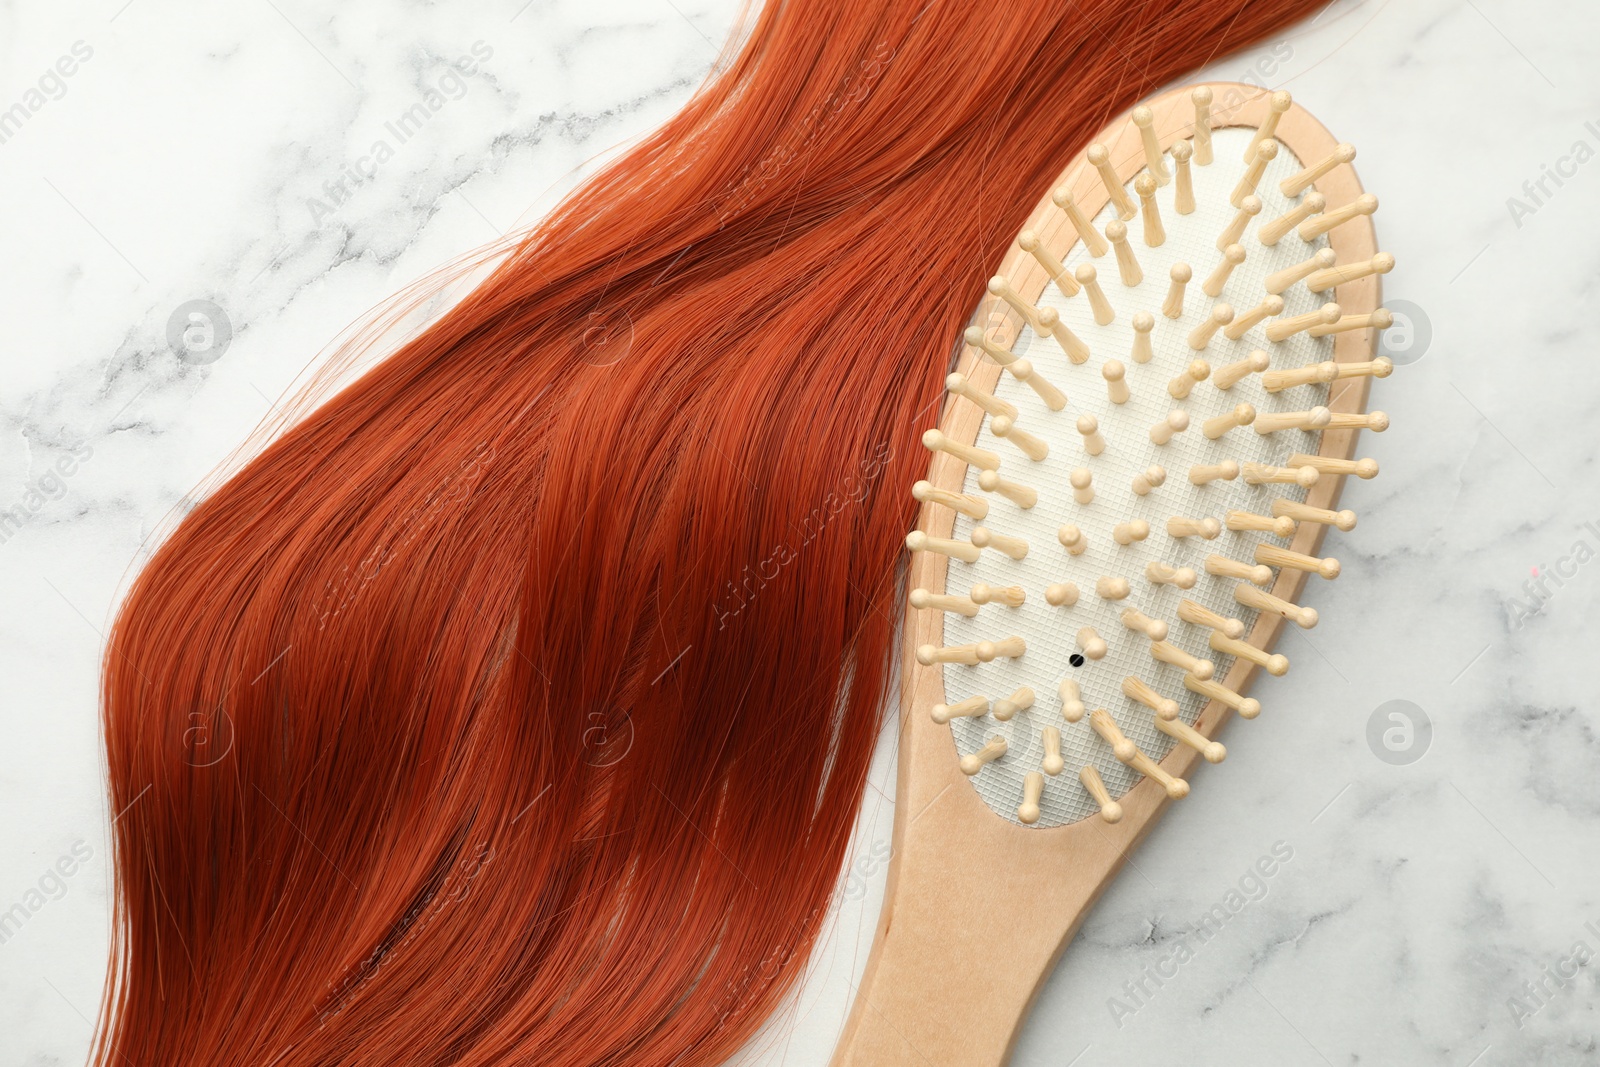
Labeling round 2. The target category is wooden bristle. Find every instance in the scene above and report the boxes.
[1136,173,1166,246]
[1038,306,1091,364]
[923,428,999,470]
[1259,191,1325,246]
[1157,715,1226,763]
[977,469,1039,508]
[1120,607,1169,642]
[1008,358,1067,411]
[1216,195,1260,250]
[1298,193,1378,240]
[1212,346,1271,385]
[1177,598,1245,638]
[1166,516,1221,540]
[946,372,1018,418]
[1018,229,1081,296]
[992,686,1036,722]
[1186,305,1232,351]
[1306,251,1394,293]
[1131,106,1170,185]
[1171,139,1195,214]
[1287,452,1380,480]
[962,325,1017,366]
[1076,263,1115,325]
[1149,409,1189,445]
[931,694,989,724]
[1053,186,1111,257]
[909,588,981,618]
[1202,402,1256,440]
[906,531,982,563]
[1150,639,1213,680]
[1307,309,1394,338]
[1163,262,1191,319]
[1086,142,1136,220]
[960,735,1007,776]
[1190,86,1213,165]
[1169,357,1213,396]
[1244,90,1292,162]
[988,275,1046,334]
[1106,220,1143,287]
[1230,137,1277,207]
[1234,583,1318,629]
[1280,141,1355,197]
[1209,631,1289,676]
[970,582,1027,607]
[1080,764,1123,822]
[1123,674,1179,720]
[1202,244,1246,297]
[1272,498,1357,531]
[912,479,988,519]
[1185,673,1261,719]
[970,526,1029,561]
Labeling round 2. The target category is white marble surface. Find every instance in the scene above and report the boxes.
[1,1,1596,1065]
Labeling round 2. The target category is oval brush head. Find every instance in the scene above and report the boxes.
[909,89,1392,829]
[833,85,1387,1067]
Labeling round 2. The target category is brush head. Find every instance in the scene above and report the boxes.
[909,105,1389,828]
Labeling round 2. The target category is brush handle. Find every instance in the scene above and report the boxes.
[831,840,1106,1065]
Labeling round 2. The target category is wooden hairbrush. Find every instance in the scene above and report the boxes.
[833,83,1390,1065]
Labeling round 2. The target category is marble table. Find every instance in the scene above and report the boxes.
[1,1,1595,1064]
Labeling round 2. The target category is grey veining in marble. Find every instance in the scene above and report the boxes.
[2,1,1597,1065]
